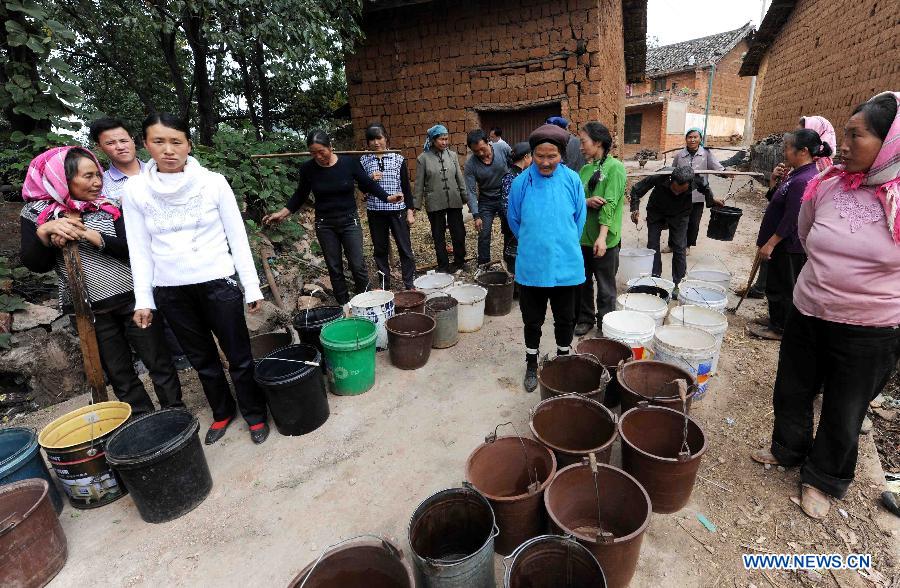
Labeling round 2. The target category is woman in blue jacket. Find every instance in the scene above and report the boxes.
[507,124,587,392]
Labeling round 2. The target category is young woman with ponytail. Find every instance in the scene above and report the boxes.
[573,122,626,336]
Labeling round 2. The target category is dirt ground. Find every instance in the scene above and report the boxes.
[9,170,900,587]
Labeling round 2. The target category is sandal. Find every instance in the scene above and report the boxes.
[751,448,781,465]
[747,322,783,340]
[790,484,831,519]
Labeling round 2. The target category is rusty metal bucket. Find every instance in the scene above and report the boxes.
[386,312,436,370]
[476,271,514,316]
[465,427,557,555]
[618,405,708,514]
[503,534,607,587]
[543,462,651,588]
[529,394,618,467]
[538,354,610,404]
[0,479,68,587]
[288,535,416,587]
[394,290,427,314]
[616,360,696,414]
[574,338,633,408]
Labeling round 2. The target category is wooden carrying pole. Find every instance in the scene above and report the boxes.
[730,251,763,314]
[62,242,108,402]
[250,150,402,160]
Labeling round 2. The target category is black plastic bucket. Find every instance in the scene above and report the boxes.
[106,409,212,524]
[625,285,670,304]
[255,344,330,436]
[250,332,293,362]
[706,206,742,241]
[294,306,344,353]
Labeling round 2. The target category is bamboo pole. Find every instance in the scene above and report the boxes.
[250,150,403,160]
[62,242,108,403]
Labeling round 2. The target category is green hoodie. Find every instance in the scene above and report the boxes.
[578,156,626,248]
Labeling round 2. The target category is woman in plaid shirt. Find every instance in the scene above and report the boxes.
[360,123,416,289]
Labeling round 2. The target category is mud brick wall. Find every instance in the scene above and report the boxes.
[751,0,899,142]
[622,103,662,158]
[346,0,628,175]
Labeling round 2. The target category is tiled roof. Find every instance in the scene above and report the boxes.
[739,0,797,76]
[646,23,755,77]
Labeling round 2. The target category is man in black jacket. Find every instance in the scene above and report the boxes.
[630,166,723,284]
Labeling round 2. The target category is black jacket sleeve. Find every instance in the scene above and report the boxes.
[400,160,414,209]
[629,175,659,212]
[286,166,313,213]
[353,159,390,202]
[100,215,130,263]
[20,217,56,273]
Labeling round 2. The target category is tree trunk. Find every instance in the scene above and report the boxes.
[159,25,190,120]
[251,40,274,133]
[182,6,216,145]
[234,48,262,140]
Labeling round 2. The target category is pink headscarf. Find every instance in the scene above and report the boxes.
[800,115,836,171]
[21,146,120,225]
[802,92,900,244]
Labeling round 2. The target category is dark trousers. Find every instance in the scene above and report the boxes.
[94,305,183,415]
[155,279,267,426]
[477,200,503,265]
[751,259,769,292]
[765,248,806,332]
[316,215,369,305]
[686,202,704,247]
[367,210,416,290]
[518,284,580,351]
[647,211,689,284]
[579,244,620,326]
[771,310,900,498]
[428,208,466,270]
[499,206,518,274]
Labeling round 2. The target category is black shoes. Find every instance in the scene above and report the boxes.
[524,363,538,393]
[574,322,593,336]
[205,417,233,445]
[250,422,270,445]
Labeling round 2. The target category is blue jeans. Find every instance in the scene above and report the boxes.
[477,200,504,265]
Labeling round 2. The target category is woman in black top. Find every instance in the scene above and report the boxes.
[20,146,182,415]
[264,130,402,304]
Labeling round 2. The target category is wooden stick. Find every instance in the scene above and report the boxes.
[627,169,763,178]
[258,242,285,310]
[698,475,733,492]
[731,251,762,314]
[250,150,403,160]
[62,242,108,403]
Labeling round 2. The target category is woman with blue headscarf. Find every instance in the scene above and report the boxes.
[414,124,472,272]
[672,127,723,253]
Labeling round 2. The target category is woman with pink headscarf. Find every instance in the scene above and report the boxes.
[752,92,900,519]
[19,146,182,415]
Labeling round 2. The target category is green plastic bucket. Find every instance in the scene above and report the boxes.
[319,318,378,396]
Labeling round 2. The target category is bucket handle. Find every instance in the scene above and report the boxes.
[687,253,730,276]
[530,392,617,424]
[676,380,692,462]
[297,534,401,588]
[582,452,615,544]
[256,356,320,368]
[485,422,540,494]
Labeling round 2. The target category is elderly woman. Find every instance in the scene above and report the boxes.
[414,125,472,273]
[125,113,269,445]
[20,147,182,416]
[672,128,723,253]
[748,129,832,340]
[507,124,587,392]
[752,92,900,519]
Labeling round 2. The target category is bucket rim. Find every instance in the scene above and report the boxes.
[668,305,729,328]
[619,247,655,257]
[293,305,344,327]
[350,289,395,307]
[446,284,488,304]
[413,272,454,286]
[537,354,611,398]
[385,312,436,337]
[529,395,618,457]
[711,205,742,215]
[0,478,49,521]
[464,435,558,503]
[654,324,718,351]
[319,317,378,350]
[475,271,513,287]
[290,536,415,588]
[254,343,322,385]
[616,292,668,312]
[574,337,634,368]
[618,405,708,463]
[38,401,132,449]
[407,485,499,568]
[601,310,657,334]
[0,427,38,472]
[543,462,652,545]
[617,360,697,401]
[503,533,605,586]
[105,408,200,468]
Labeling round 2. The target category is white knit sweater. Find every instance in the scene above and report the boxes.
[122,157,263,310]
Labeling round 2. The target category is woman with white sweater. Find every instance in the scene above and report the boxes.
[123,113,269,445]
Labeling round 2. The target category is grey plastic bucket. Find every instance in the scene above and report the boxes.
[408,485,499,588]
[425,294,459,349]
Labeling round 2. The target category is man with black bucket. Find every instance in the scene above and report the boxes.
[629,166,723,285]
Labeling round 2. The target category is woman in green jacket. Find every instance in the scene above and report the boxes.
[414,125,472,273]
[574,122,627,336]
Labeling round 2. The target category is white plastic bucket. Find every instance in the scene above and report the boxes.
[601,310,657,360]
[652,325,717,400]
[677,285,727,313]
[678,279,727,294]
[413,272,454,295]
[350,290,395,350]
[626,276,676,297]
[617,248,655,286]
[685,269,731,292]
[666,305,728,374]
[615,293,669,326]
[447,284,488,332]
